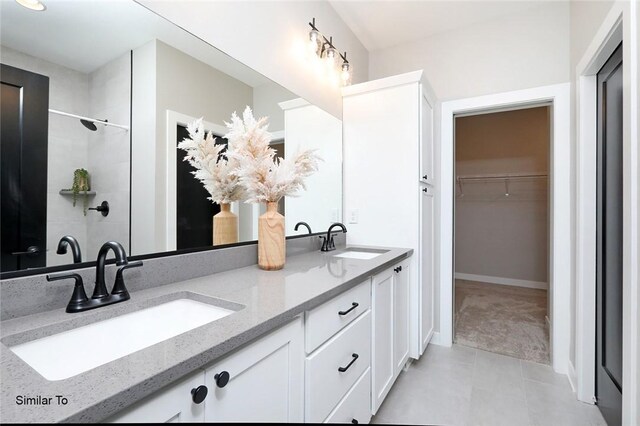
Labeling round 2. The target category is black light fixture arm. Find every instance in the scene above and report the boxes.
[308,17,349,64]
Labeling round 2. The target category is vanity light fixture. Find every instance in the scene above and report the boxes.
[15,0,46,11]
[308,18,352,86]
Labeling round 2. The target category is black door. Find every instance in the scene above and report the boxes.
[175,124,225,250]
[596,43,623,426]
[1,64,49,272]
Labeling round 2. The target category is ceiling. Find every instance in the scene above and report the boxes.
[0,0,271,87]
[329,0,550,51]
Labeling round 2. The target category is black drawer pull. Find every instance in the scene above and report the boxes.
[338,353,359,372]
[214,371,230,388]
[191,385,208,404]
[338,302,359,316]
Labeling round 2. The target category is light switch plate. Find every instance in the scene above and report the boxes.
[348,209,359,224]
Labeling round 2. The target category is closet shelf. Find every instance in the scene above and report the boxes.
[59,190,97,196]
[456,173,548,182]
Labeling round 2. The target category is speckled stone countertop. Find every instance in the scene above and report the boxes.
[0,245,412,423]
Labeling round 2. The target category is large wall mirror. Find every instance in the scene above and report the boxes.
[0,0,342,276]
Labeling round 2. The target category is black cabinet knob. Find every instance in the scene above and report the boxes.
[422,188,429,193]
[352,419,359,424]
[399,266,403,272]
[191,385,208,404]
[423,174,428,180]
[214,371,230,388]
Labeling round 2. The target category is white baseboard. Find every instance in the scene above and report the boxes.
[567,360,578,395]
[455,272,548,290]
[429,331,451,347]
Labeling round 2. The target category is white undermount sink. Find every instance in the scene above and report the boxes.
[9,299,235,381]
[333,249,389,260]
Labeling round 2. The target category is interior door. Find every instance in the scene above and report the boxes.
[596,43,623,426]
[0,64,49,273]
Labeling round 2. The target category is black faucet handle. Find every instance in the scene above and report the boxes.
[47,272,89,312]
[47,271,83,283]
[112,261,143,296]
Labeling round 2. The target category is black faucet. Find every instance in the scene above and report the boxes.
[56,235,82,263]
[46,241,142,313]
[93,241,129,299]
[320,223,347,252]
[294,221,312,234]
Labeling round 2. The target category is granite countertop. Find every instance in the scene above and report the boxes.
[0,245,412,423]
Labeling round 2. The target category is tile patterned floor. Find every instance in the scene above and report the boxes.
[372,344,606,426]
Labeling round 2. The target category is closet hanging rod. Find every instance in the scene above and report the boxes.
[48,109,130,131]
[457,173,547,182]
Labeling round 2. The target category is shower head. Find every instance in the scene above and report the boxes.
[80,118,107,131]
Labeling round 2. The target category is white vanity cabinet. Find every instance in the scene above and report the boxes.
[305,279,372,424]
[372,260,410,414]
[109,371,207,423]
[204,317,305,423]
[108,317,304,423]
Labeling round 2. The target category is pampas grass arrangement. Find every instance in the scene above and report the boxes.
[225,106,321,203]
[178,107,321,268]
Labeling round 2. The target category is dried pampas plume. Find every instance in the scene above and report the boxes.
[177,118,245,204]
[226,106,321,203]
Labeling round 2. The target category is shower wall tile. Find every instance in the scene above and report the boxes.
[87,52,131,258]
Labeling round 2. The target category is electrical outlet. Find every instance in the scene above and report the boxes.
[348,209,359,224]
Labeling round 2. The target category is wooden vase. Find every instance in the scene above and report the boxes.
[213,203,238,246]
[258,201,285,270]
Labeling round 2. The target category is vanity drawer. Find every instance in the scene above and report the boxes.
[305,310,371,423]
[305,279,371,353]
[324,368,371,424]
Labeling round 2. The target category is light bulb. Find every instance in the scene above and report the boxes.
[308,29,320,56]
[324,46,337,69]
[340,62,352,86]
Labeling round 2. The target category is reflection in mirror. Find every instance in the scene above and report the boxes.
[0,0,342,275]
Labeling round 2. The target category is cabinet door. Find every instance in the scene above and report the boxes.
[108,371,206,423]
[393,259,410,375]
[372,267,394,414]
[420,93,434,185]
[204,317,304,423]
[420,191,435,354]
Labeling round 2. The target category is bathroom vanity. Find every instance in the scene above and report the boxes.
[0,240,414,423]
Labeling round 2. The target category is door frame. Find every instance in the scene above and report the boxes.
[575,4,639,422]
[438,83,571,376]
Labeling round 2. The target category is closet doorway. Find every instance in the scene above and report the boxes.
[453,106,551,364]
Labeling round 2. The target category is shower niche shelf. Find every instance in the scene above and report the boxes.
[59,190,97,196]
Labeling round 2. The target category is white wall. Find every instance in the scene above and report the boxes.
[455,107,549,286]
[131,39,253,255]
[281,100,342,235]
[253,83,296,133]
[138,0,369,118]
[368,2,570,101]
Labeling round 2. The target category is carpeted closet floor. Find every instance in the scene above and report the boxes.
[454,279,550,364]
